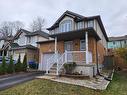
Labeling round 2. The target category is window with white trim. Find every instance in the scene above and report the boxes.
[80,40,86,50]
[27,37,31,43]
[88,20,94,28]
[77,21,84,29]
[59,20,72,32]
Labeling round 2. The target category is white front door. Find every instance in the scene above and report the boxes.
[64,41,73,51]
[64,41,73,62]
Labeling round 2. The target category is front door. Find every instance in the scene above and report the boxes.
[64,41,73,51]
[64,41,73,62]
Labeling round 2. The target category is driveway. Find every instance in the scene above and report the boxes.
[0,71,43,91]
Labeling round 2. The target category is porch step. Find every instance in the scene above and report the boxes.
[47,73,57,76]
[50,66,64,70]
[49,69,63,73]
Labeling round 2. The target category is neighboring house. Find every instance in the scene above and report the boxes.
[0,38,5,55]
[37,11,108,77]
[9,29,49,63]
[0,36,13,56]
[108,35,127,69]
[108,35,127,49]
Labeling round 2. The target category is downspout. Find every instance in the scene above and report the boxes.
[96,40,101,75]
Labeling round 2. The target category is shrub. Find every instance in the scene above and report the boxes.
[115,48,127,64]
[1,56,8,74]
[64,62,76,74]
[22,54,27,71]
[7,55,15,73]
[0,65,3,75]
[15,54,22,72]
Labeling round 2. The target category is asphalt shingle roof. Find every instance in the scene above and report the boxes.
[25,30,49,38]
[11,44,38,50]
[109,35,127,41]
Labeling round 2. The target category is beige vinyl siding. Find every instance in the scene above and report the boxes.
[94,20,107,48]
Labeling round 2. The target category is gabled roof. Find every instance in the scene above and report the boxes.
[47,10,85,30]
[109,35,127,41]
[25,30,49,39]
[13,29,31,39]
[14,29,49,39]
[47,10,108,41]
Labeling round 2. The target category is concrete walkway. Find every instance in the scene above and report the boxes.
[37,75,110,90]
[0,71,43,91]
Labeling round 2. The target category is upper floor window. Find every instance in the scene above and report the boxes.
[27,37,31,43]
[59,20,72,32]
[88,20,94,28]
[77,21,84,30]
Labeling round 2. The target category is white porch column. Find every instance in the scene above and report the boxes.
[85,32,89,64]
[55,37,57,54]
[55,37,59,75]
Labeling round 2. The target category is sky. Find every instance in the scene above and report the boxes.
[0,0,127,37]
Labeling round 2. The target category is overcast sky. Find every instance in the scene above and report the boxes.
[0,0,127,37]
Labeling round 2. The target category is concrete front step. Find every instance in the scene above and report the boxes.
[47,73,57,76]
[50,67,57,70]
[50,66,64,70]
[49,69,63,73]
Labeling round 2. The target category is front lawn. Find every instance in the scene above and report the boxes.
[0,71,127,95]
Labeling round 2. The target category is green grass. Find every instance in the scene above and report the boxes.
[0,71,127,95]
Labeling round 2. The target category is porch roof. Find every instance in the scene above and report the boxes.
[10,45,38,50]
[50,28,101,41]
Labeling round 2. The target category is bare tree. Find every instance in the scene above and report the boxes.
[0,21,13,37]
[30,16,45,32]
[13,21,24,32]
[0,21,24,38]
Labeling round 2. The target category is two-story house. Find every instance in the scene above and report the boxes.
[9,29,49,63]
[37,11,108,77]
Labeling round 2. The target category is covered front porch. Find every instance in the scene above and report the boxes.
[45,28,100,76]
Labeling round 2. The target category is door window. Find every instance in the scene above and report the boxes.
[64,41,73,51]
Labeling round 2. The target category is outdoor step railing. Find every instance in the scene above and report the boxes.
[46,53,57,74]
[57,52,66,73]
[46,51,92,75]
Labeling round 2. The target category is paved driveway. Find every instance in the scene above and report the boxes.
[0,71,43,91]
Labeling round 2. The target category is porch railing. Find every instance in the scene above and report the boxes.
[66,51,86,63]
[46,51,92,75]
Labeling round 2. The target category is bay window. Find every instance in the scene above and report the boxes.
[59,20,72,32]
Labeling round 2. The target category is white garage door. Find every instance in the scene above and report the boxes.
[38,53,54,71]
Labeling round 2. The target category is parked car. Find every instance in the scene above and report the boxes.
[0,56,17,64]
